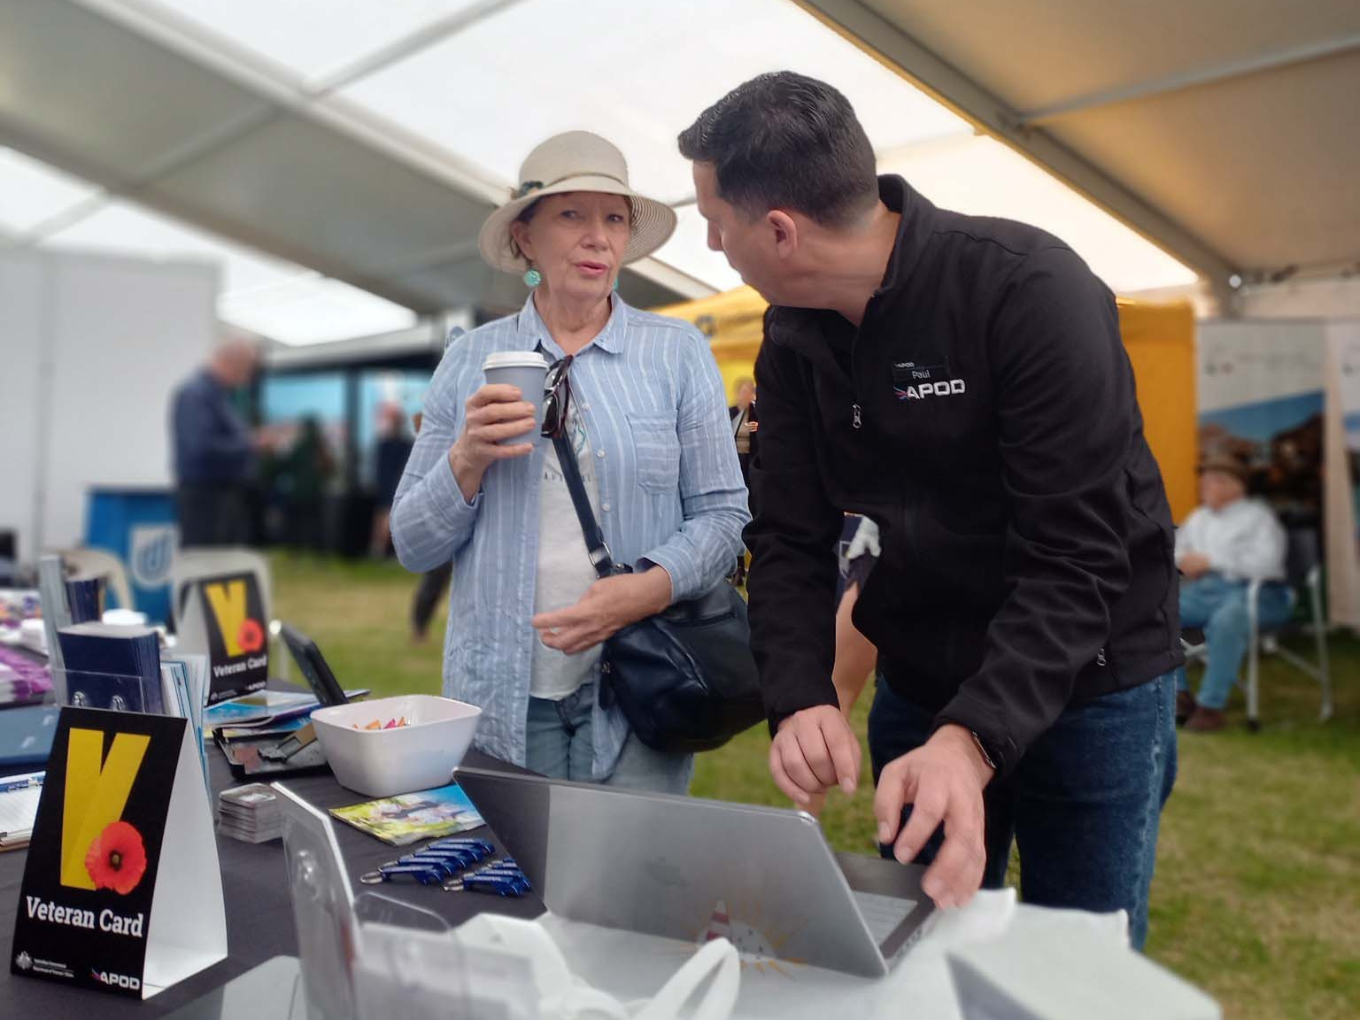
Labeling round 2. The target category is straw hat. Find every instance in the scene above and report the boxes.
[477,131,677,275]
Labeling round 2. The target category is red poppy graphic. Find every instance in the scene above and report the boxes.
[85,820,148,895]
[237,618,265,654]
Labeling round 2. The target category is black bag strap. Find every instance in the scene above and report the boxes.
[551,433,616,579]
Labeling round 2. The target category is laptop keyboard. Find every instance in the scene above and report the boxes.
[852,890,919,945]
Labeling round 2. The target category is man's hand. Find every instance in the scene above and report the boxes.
[1178,551,1211,580]
[448,384,538,501]
[533,569,672,655]
[874,724,995,909]
[770,705,861,807]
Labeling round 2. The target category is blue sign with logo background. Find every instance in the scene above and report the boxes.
[84,489,177,624]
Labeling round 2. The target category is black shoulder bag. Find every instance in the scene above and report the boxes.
[550,432,764,753]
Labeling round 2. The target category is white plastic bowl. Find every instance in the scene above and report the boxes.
[310,694,482,798]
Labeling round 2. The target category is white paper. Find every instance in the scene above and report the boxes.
[162,655,211,798]
[140,721,228,996]
[538,890,1024,1020]
[0,773,44,844]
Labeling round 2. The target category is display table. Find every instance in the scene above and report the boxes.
[2,742,1219,1020]
[0,745,539,1018]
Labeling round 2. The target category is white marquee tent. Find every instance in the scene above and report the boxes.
[1,0,1356,346]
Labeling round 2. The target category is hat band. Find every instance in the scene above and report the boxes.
[513,171,629,200]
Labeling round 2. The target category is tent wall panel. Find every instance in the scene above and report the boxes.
[0,250,217,564]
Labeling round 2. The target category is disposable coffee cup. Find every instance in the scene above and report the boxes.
[482,351,550,444]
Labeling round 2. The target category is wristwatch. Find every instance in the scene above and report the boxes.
[969,729,998,773]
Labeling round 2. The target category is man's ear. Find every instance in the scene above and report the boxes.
[768,210,798,259]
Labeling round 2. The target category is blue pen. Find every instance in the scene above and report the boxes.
[0,774,43,794]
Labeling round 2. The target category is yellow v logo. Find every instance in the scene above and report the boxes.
[204,581,247,657]
[61,728,150,889]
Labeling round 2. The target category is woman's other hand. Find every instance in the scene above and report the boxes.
[532,569,673,654]
[448,384,537,501]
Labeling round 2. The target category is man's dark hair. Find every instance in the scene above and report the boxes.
[678,72,878,227]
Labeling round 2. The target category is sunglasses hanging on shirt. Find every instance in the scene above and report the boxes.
[542,354,574,439]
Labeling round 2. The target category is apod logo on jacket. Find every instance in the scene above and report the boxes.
[895,379,966,401]
[204,580,265,656]
[891,359,966,401]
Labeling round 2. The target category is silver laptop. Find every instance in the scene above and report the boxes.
[456,766,936,978]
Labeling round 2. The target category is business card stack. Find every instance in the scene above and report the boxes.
[217,784,282,844]
[57,622,164,714]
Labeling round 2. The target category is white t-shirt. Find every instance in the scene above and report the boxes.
[1175,498,1287,582]
[530,408,603,700]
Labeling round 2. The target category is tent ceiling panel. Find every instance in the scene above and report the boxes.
[130,0,488,87]
[148,113,492,286]
[878,135,1197,293]
[339,0,968,206]
[663,207,745,295]
[217,274,418,346]
[386,252,495,311]
[0,0,271,184]
[16,0,1319,336]
[0,147,99,235]
[826,0,1360,283]
[43,199,305,295]
[1046,50,1360,270]
[859,0,1360,113]
[613,269,694,315]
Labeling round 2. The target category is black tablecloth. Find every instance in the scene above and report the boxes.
[0,744,540,1017]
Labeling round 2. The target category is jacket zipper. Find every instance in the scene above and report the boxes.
[850,317,864,430]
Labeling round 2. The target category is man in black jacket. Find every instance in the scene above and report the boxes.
[679,73,1181,948]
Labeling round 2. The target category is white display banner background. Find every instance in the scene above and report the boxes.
[0,250,215,565]
[1195,321,1325,526]
[1198,321,1327,414]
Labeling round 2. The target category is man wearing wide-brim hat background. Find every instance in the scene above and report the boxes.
[1174,451,1291,731]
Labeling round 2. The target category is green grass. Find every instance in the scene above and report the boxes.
[272,554,1359,1019]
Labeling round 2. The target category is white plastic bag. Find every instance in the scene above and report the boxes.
[455,913,740,1020]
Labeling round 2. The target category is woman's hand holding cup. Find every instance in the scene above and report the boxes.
[448,385,537,501]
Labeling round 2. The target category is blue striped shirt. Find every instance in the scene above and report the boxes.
[391,294,750,777]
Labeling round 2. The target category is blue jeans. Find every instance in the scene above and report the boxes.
[1176,574,1293,711]
[524,682,694,794]
[868,673,1178,949]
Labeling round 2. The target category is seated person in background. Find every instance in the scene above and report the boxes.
[1175,453,1290,732]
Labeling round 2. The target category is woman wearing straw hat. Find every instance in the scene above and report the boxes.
[391,132,749,792]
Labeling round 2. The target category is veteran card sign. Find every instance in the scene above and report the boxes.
[10,708,227,998]
[179,572,269,704]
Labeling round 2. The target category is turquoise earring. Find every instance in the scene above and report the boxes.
[523,265,542,288]
[612,277,619,291]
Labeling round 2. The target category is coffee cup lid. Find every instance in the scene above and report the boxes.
[482,351,549,371]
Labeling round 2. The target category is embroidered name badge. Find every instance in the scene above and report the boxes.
[892,361,966,401]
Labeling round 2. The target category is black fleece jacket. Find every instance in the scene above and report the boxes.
[745,176,1182,777]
